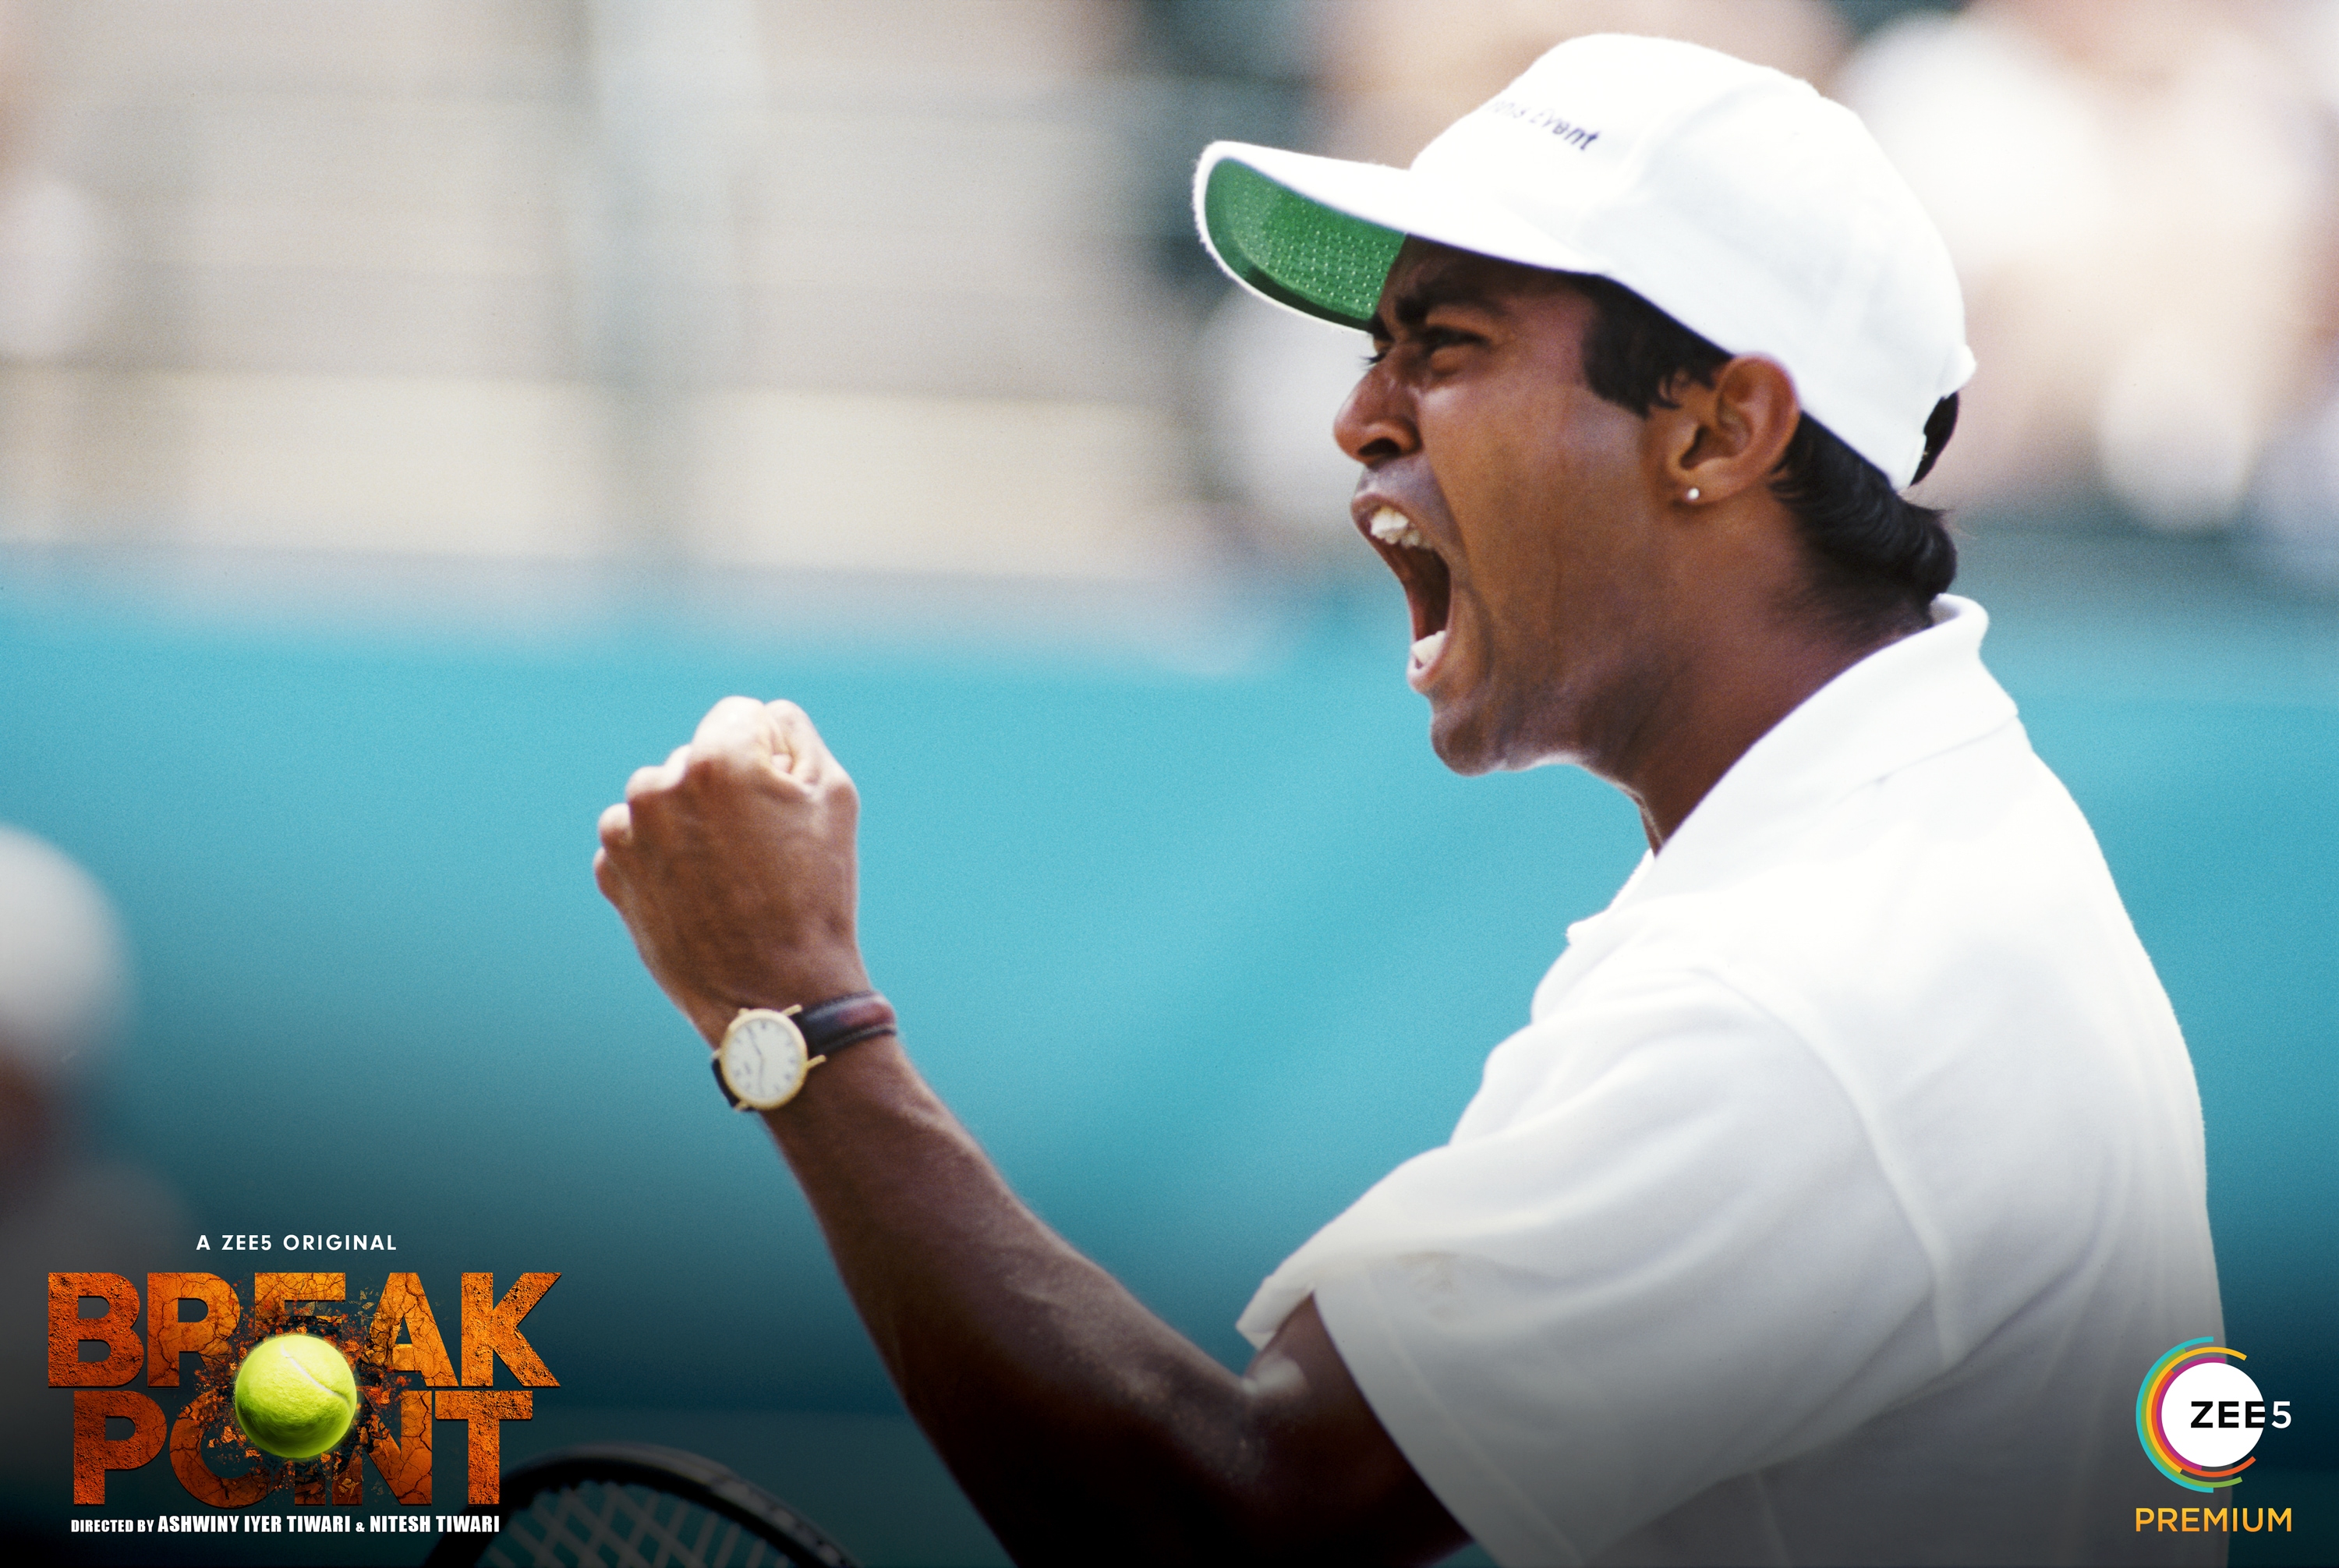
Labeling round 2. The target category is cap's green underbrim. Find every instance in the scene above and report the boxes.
[1202,159,1405,332]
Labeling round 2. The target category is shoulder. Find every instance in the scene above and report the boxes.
[1540,741,2191,1184]
[1566,719,2164,1052]
[1515,740,2210,1339]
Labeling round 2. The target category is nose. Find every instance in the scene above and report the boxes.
[1333,359,1417,467]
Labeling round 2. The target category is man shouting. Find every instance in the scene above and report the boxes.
[598,34,2221,1566]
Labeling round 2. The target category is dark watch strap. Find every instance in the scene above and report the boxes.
[713,1054,742,1110]
[711,992,897,1111]
[792,991,898,1056]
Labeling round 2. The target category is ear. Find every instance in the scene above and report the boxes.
[1645,356,1800,508]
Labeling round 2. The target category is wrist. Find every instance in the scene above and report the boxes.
[688,957,872,1048]
[755,1029,924,1141]
[712,989,897,1112]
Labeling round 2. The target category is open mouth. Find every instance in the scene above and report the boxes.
[1365,506,1452,685]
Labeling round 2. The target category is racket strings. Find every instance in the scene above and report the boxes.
[485,1480,791,1568]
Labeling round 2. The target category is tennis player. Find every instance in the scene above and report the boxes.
[598,35,2222,1566]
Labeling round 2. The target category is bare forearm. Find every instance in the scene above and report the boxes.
[596,701,1460,1563]
[759,1035,1279,1563]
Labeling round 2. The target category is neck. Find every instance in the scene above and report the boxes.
[1618,607,1920,851]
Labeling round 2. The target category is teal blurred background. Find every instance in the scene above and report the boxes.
[2,2,2336,1563]
[5,519,2336,1564]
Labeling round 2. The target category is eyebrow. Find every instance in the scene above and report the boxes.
[1371,271,1502,339]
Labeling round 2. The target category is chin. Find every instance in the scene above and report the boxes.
[1427,708,1506,777]
[1430,696,1576,778]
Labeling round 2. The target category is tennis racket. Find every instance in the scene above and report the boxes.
[419,1442,860,1568]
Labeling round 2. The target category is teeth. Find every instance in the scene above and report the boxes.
[1410,629,1448,669]
[1368,506,1426,549]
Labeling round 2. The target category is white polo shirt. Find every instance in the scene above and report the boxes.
[1240,598,2224,1566]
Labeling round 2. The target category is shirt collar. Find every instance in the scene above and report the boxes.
[1615,594,2019,906]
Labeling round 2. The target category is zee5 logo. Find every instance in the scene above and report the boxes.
[2138,1340,2292,1492]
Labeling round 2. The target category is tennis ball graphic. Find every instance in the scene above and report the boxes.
[232,1333,358,1459]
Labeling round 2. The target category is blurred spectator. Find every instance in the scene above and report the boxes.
[0,0,112,362]
[1198,1,1852,557]
[2245,0,2339,587]
[0,826,128,1184]
[1838,0,2338,534]
[0,826,180,1514]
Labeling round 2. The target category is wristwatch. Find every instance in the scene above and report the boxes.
[713,992,897,1111]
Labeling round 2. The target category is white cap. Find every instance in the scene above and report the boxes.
[1194,33,1975,488]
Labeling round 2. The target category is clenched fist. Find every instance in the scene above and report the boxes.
[595,696,872,1046]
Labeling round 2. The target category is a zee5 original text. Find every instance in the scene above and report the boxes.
[202,1235,398,1252]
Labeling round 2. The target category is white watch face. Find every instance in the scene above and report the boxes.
[719,1011,810,1110]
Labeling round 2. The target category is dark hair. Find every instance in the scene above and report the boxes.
[1567,274,1959,636]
